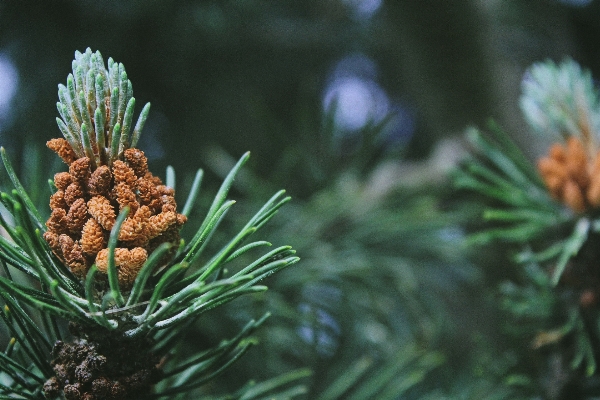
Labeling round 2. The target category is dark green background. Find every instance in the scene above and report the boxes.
[3,0,597,186]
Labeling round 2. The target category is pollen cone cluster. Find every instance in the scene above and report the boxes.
[44,139,186,287]
[537,136,600,213]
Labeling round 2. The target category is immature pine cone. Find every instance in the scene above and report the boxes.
[538,136,600,213]
[44,144,187,288]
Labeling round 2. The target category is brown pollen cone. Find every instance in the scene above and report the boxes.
[538,136,600,213]
[45,143,187,288]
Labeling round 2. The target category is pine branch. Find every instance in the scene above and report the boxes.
[457,58,600,397]
[0,48,300,399]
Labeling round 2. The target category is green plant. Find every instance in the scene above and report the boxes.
[455,59,600,398]
[0,48,302,399]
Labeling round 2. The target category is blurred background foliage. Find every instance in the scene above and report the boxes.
[2,0,600,398]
